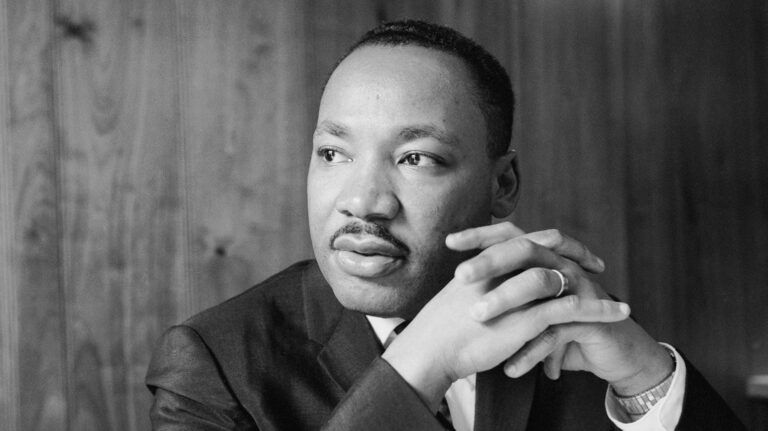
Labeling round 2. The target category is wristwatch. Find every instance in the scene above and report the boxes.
[613,347,677,417]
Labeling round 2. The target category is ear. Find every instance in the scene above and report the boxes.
[490,150,520,218]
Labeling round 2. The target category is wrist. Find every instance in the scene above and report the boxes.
[381,344,453,411]
[610,343,675,397]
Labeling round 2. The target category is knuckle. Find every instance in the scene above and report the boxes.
[473,254,490,271]
[484,288,502,305]
[540,327,558,345]
[562,295,580,311]
[480,252,499,270]
[516,238,537,255]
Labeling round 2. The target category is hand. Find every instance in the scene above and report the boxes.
[448,222,674,396]
[381,222,631,411]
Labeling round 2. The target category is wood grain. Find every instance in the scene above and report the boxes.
[2,0,68,429]
[0,1,19,429]
[505,1,630,301]
[54,0,184,429]
[178,0,313,314]
[621,0,768,422]
[0,1,765,428]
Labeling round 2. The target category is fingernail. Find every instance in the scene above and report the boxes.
[596,257,605,271]
[544,366,559,380]
[470,301,488,321]
[504,363,518,377]
[618,303,630,315]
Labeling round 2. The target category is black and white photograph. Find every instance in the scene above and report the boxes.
[0,1,765,430]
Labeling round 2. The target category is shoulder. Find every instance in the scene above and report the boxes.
[185,259,318,337]
[159,259,334,375]
[146,260,334,403]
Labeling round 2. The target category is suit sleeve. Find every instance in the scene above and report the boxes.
[676,356,747,430]
[145,325,257,431]
[322,357,448,431]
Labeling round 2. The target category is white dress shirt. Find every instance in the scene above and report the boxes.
[367,315,686,431]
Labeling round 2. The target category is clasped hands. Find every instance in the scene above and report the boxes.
[381,222,674,412]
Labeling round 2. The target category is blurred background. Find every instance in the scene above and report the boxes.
[1,0,766,429]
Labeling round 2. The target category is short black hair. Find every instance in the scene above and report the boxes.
[337,19,514,158]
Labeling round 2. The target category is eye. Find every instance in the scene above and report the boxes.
[398,152,442,167]
[317,147,352,164]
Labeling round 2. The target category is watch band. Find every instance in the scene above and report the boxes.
[613,347,677,416]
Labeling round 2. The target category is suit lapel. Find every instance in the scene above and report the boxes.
[317,308,382,391]
[475,364,538,431]
[300,262,382,392]
[300,261,539,428]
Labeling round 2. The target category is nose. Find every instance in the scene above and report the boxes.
[334,159,400,221]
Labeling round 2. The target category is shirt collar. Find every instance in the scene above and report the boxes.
[365,315,405,346]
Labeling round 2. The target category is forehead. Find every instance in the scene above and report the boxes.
[317,45,486,145]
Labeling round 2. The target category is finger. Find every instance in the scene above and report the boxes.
[504,324,582,378]
[455,237,565,283]
[528,296,630,332]
[544,344,568,380]
[446,221,525,251]
[492,298,629,370]
[522,229,605,273]
[470,267,566,321]
[448,225,605,275]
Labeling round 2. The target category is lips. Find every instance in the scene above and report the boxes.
[332,234,406,278]
[333,235,405,256]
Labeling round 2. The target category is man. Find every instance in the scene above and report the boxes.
[146,20,744,430]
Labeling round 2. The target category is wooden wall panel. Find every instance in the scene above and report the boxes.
[0,2,18,429]
[2,0,66,430]
[1,0,765,429]
[622,1,768,422]
[303,0,380,111]
[54,0,183,429]
[178,0,315,314]
[504,1,630,300]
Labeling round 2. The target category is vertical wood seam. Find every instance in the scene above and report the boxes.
[608,0,631,303]
[174,0,193,317]
[48,0,71,428]
[0,0,20,428]
[616,0,631,302]
[509,0,522,144]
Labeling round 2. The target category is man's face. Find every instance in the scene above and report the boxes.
[308,45,500,319]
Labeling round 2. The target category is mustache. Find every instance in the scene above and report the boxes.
[329,222,410,254]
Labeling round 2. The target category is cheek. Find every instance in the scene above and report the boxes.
[405,177,494,239]
[307,170,336,216]
[307,175,334,249]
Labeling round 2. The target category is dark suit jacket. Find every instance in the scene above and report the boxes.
[146,260,744,430]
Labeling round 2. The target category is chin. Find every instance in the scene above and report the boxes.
[329,279,426,318]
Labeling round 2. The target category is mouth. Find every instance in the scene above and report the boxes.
[331,235,407,278]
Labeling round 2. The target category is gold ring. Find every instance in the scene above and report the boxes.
[552,269,568,298]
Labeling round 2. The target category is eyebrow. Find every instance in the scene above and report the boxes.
[313,121,460,147]
[398,124,459,147]
[314,121,349,139]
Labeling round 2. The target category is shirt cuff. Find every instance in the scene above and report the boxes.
[605,343,686,430]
